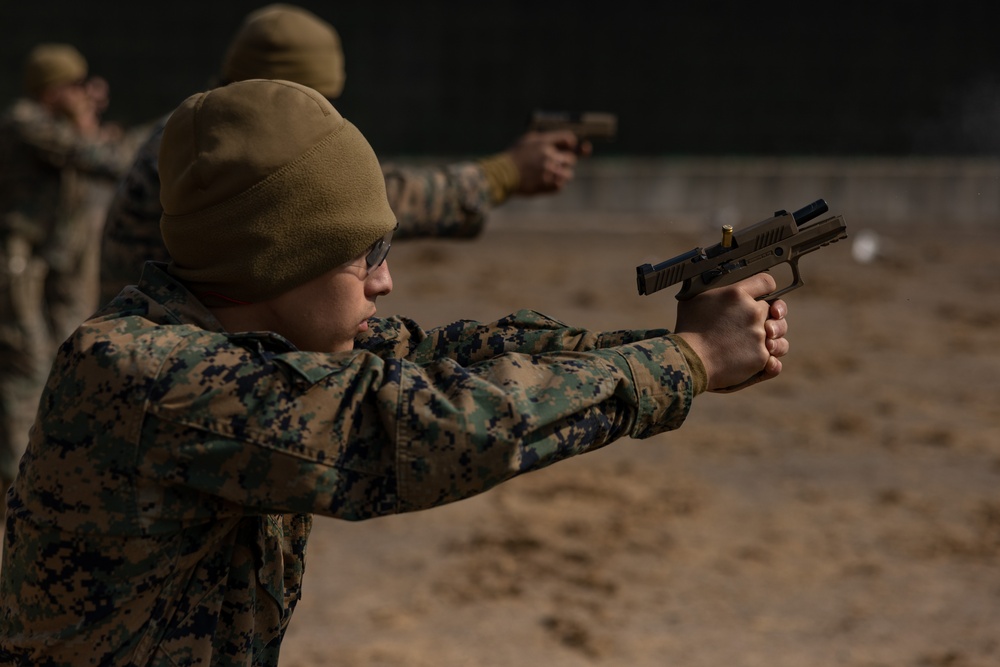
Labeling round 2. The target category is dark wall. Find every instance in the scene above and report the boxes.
[2,0,998,157]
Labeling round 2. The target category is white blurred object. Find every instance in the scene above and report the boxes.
[851,229,881,264]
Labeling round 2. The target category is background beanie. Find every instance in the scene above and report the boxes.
[220,4,346,98]
[23,44,87,97]
[159,79,397,304]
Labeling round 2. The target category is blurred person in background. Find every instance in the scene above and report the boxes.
[0,43,146,498]
[99,3,591,305]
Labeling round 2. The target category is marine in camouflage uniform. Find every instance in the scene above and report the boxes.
[0,44,143,489]
[99,3,583,305]
[1,264,700,665]
[0,79,788,667]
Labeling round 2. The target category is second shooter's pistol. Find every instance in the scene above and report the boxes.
[527,110,618,142]
[636,199,848,301]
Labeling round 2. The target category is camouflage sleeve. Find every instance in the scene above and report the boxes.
[8,99,142,181]
[124,313,697,519]
[18,306,694,526]
[359,309,672,363]
[388,333,697,511]
[99,119,169,304]
[381,160,493,239]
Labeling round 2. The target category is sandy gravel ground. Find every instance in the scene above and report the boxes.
[277,209,1000,667]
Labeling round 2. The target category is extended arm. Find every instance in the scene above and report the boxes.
[382,130,587,240]
[8,98,143,180]
[359,309,677,364]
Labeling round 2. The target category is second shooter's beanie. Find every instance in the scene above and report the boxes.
[23,43,88,97]
[158,79,397,305]
[220,4,346,98]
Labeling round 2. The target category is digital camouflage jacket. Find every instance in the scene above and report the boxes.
[1,262,701,666]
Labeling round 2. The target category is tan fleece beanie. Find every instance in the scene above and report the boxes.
[159,79,397,304]
[220,4,346,98]
[23,44,87,97]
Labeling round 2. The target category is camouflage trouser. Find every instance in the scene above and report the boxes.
[0,235,51,486]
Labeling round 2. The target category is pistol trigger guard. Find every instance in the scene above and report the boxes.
[674,278,696,301]
[757,260,804,302]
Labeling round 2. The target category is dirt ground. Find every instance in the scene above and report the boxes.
[275,209,1000,667]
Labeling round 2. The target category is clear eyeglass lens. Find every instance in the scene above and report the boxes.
[364,226,396,273]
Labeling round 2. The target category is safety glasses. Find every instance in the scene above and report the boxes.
[363,224,396,276]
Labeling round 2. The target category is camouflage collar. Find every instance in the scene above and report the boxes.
[137,261,228,332]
